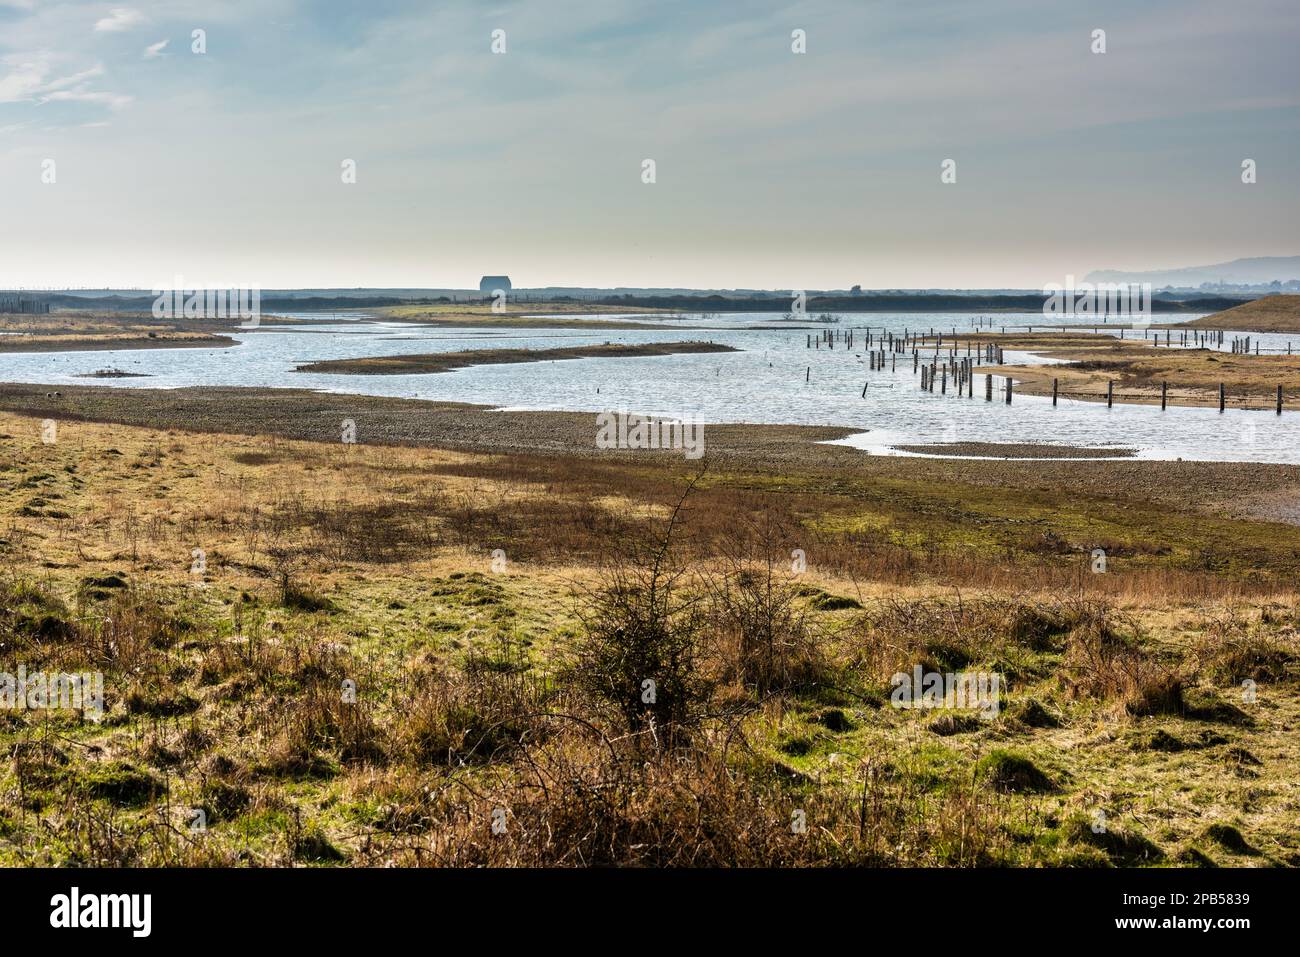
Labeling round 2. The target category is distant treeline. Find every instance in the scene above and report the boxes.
[9,291,1250,315]
[0,296,50,314]
[29,293,426,312]
[584,293,1248,314]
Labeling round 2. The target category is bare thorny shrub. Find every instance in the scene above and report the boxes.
[705,510,828,699]
[484,476,1016,866]
[569,474,714,751]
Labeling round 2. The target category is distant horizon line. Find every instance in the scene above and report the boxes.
[0,284,1288,296]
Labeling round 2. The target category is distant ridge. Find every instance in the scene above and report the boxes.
[1185,294,1300,332]
[1086,256,1300,288]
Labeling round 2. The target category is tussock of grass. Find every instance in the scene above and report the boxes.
[976,750,1056,794]
[1060,814,1164,866]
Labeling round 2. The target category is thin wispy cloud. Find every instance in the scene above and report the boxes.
[39,88,132,110]
[0,55,105,104]
[143,40,168,59]
[0,53,128,115]
[93,7,144,33]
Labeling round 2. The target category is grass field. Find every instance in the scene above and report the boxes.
[1,407,1297,867]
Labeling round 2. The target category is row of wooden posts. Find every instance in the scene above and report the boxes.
[917,354,1012,403]
[807,326,984,352]
[916,366,1285,414]
[1146,328,1225,348]
[804,325,1290,413]
[802,327,1262,367]
[894,343,1286,415]
[808,324,1297,356]
[808,328,1007,365]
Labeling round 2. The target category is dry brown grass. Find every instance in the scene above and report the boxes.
[1186,294,1300,332]
[1,411,1298,867]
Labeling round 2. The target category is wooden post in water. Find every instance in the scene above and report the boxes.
[985,374,993,401]
[862,381,868,399]
[806,366,810,383]
[1052,378,1058,406]
[1278,385,1283,416]
[1005,377,1012,404]
[1219,383,1225,412]
[1161,381,1167,411]
[1107,380,1113,408]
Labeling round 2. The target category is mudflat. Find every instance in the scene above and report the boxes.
[293,340,738,375]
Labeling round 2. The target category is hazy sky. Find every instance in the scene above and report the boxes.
[2,0,1297,289]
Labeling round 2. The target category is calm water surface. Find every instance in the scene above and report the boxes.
[3,311,1297,464]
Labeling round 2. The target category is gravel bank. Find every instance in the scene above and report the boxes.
[893,442,1137,459]
[294,341,738,375]
[3,382,1300,518]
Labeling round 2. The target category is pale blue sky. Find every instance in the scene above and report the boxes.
[1,0,1297,289]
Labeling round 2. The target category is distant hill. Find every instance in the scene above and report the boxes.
[1087,256,1300,288]
[1185,294,1300,332]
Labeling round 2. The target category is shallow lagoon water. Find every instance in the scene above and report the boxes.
[3,311,1298,464]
